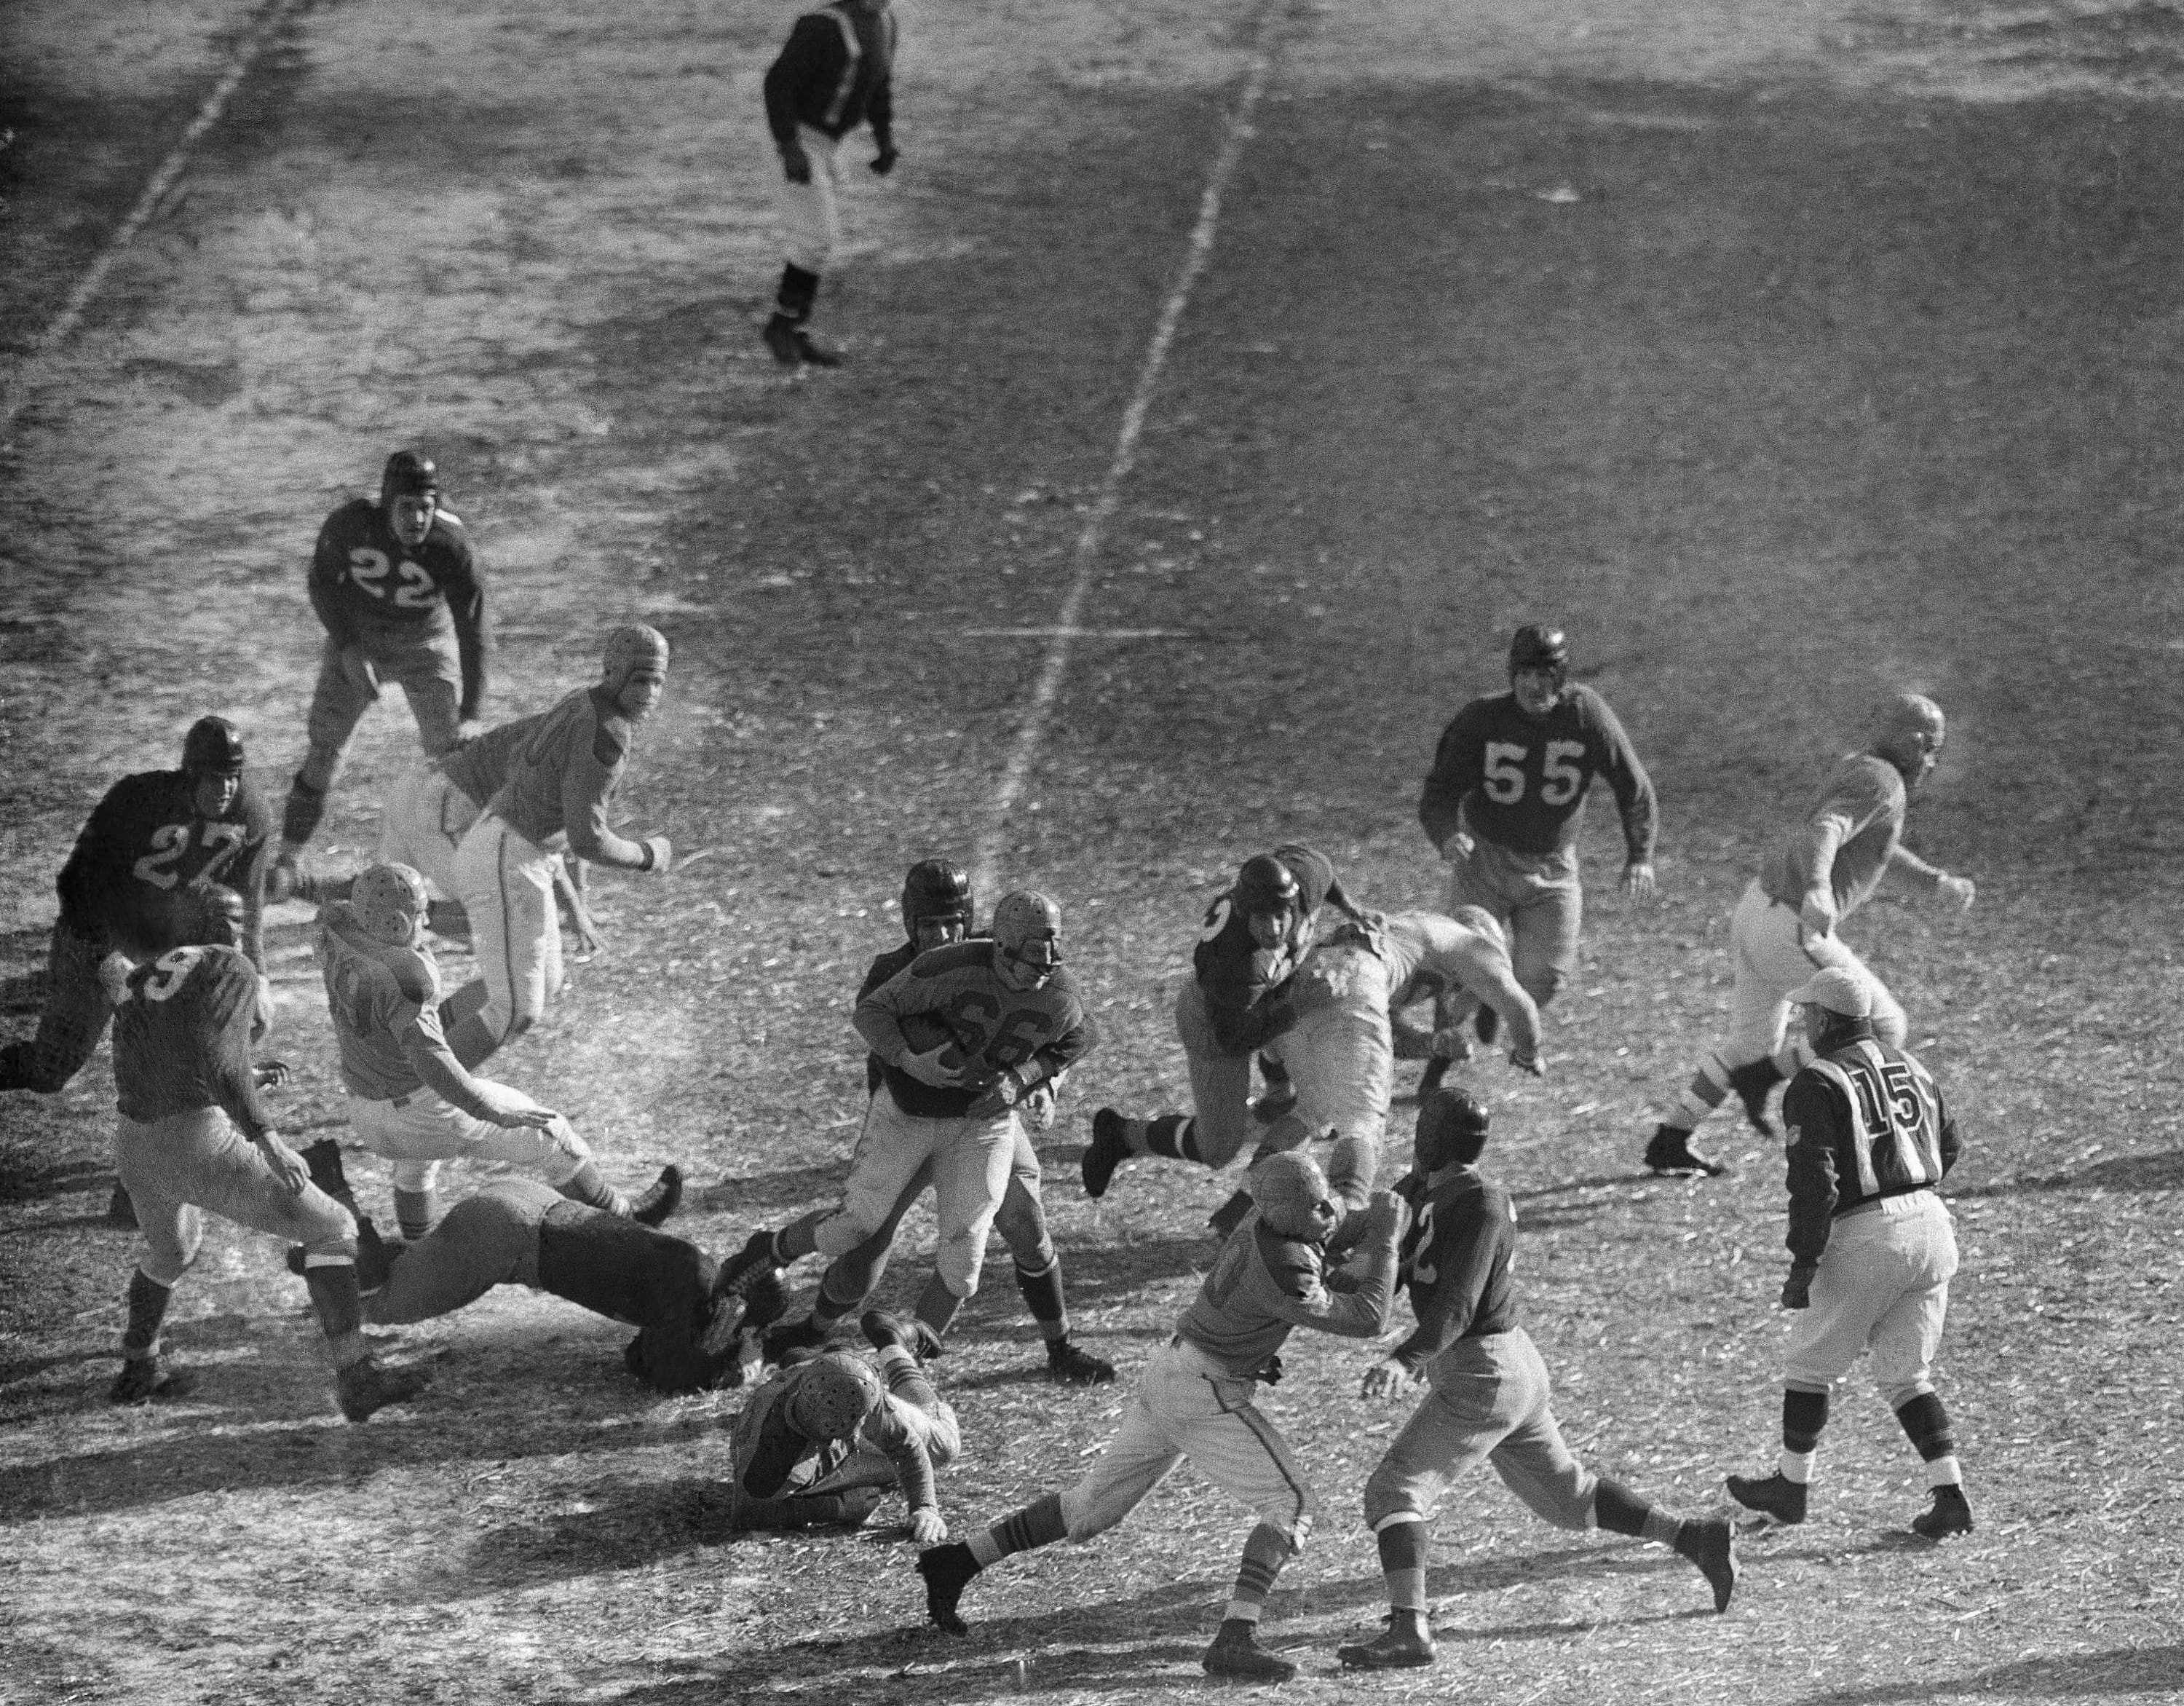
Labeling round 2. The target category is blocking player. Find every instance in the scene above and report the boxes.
[764,861,1115,1384]
[1722,969,1974,1541]
[320,862,680,1240]
[274,451,490,887]
[1644,692,1976,1178]
[916,1149,1401,1682]
[724,1311,958,1537]
[1337,1090,1735,1669]
[106,885,429,1422]
[443,625,673,1070]
[1082,844,1364,1204]
[709,892,1096,1354]
[1415,624,1656,1091]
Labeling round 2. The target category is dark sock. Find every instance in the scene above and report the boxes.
[1591,1474,1655,1539]
[559,1161,632,1217]
[122,1269,173,1359]
[1142,1115,1196,1161]
[775,263,820,323]
[992,1491,1068,1557]
[1784,1387,1830,1455]
[393,1188,439,1241]
[1014,1256,1067,1335]
[914,1270,963,1341]
[303,1263,365,1344]
[1894,1392,1957,1461]
[1374,1517,1430,1613]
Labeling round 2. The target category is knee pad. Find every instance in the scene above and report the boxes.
[1361,1466,1415,1532]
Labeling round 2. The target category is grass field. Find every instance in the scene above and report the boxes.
[3,0,2182,1700]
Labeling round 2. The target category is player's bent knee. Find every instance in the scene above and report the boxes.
[1880,1376,1936,1410]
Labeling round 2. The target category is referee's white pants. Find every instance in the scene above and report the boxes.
[1784,1191,1957,1408]
[345,1083,590,1194]
[1722,880,1906,1066]
[453,811,563,1042]
[775,126,842,275]
[379,763,479,901]
[812,1085,1016,1298]
[1061,1338,1315,1547]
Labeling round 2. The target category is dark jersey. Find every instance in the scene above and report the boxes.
[857,941,1095,1119]
[55,770,273,968]
[764,0,896,149]
[1418,684,1656,862]
[111,944,273,1139]
[1781,1031,1960,1266]
[533,1204,727,1395]
[307,498,488,714]
[1191,885,1314,1058]
[1386,1164,1519,1374]
[860,939,919,1097]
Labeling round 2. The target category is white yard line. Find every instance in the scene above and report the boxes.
[0,0,307,443]
[970,4,1281,902]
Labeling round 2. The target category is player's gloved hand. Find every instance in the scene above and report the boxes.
[253,1059,293,1089]
[968,1065,1036,1118]
[900,1045,969,1089]
[1798,893,1837,940]
[1360,1188,1405,1247]
[1508,1046,1546,1078]
[640,835,673,874]
[1937,874,1977,912]
[257,1134,310,1196]
[907,1506,947,1546]
[781,145,813,185]
[1017,1081,1061,1132]
[1361,1358,1415,1402]
[339,646,381,698]
[1781,1265,1816,1311]
[478,1086,562,1131]
[870,145,898,175]
[1621,860,1659,903]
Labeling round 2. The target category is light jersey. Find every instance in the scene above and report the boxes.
[1366,909,1543,1057]
[54,770,273,965]
[316,901,449,1100]
[1174,1218,1397,1381]
[310,497,480,637]
[1386,1164,1519,1375]
[1781,1035,1960,1265]
[727,1354,935,1510]
[435,711,544,809]
[1759,752,1926,923]
[1418,684,1656,861]
[111,943,272,1138]
[856,941,1095,1120]
[483,684,644,866]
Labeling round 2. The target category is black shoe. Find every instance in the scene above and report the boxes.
[1726,1470,1807,1525]
[1082,1107,1131,1201]
[712,1230,781,1303]
[1911,1485,1974,1540]
[1474,1005,1500,1047]
[109,1356,196,1405]
[1725,1061,1786,1137]
[741,1267,790,1337]
[1645,1123,1731,1178]
[106,1183,137,1229]
[917,1542,980,1633]
[335,1356,432,1423]
[300,1140,357,1212]
[355,1218,405,1295]
[762,314,802,365]
[1416,1056,1451,1097]
[860,1309,921,1358]
[1690,1515,1739,1611]
[1045,1337,1116,1385]
[1337,1614,1437,1669]
[630,1164,684,1227]
[763,1314,836,1363]
[1203,1622,1297,1682]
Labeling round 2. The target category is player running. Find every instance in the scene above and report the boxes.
[1644,692,1976,1178]
[105,885,429,1421]
[763,861,1114,1384]
[274,451,490,888]
[318,862,680,1241]
[443,625,673,1069]
[708,892,1096,1357]
[916,1146,1400,1681]
[1336,1090,1735,1668]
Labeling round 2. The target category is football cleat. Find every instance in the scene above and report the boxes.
[1645,1124,1732,1178]
[1726,1471,1807,1526]
[336,1356,432,1423]
[630,1164,684,1228]
[1910,1485,1974,1540]
[1081,1108,1131,1201]
[109,1356,197,1405]
[1337,1613,1438,1669]
[1690,1515,1739,1611]
[763,1315,836,1364]
[917,1542,980,1634]
[1725,1060,1786,1137]
[1202,1623,1297,1682]
[1045,1337,1116,1386]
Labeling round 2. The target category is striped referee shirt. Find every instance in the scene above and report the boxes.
[1780,1024,1962,1265]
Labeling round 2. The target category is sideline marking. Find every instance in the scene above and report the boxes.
[0,0,308,443]
[959,626,1202,641]
[970,5,1280,900]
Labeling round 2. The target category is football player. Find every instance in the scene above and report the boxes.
[106,885,429,1421]
[318,862,680,1239]
[274,451,490,886]
[443,625,673,1070]
[916,1149,1401,1682]
[1336,1091,1734,1669]
[708,891,1096,1354]
[764,861,1115,1383]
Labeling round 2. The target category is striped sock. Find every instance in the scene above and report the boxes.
[979,1491,1067,1565]
[1225,1522,1291,1622]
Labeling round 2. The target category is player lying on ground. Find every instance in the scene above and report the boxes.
[1645,692,1975,1179]
[318,862,680,1240]
[762,861,1113,1385]
[724,1311,959,1536]
[1202,905,1546,1239]
[1337,1089,1735,1670]
[709,893,1095,1359]
[1723,968,1974,1541]
[106,884,429,1422]
[1082,844,1369,1212]
[916,1145,1399,1683]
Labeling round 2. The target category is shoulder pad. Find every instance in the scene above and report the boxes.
[590,711,630,769]
[908,941,988,978]
[1251,1224,1324,1300]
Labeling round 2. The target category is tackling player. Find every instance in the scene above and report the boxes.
[1337,1090,1735,1668]
[916,1148,1401,1682]
[1081,844,1364,1208]
[1415,625,1657,1091]
[274,451,490,888]
[319,862,680,1240]
[1644,692,1976,1178]
[443,625,673,1069]
[106,885,429,1422]
[764,862,1115,1384]
[708,892,1096,1355]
